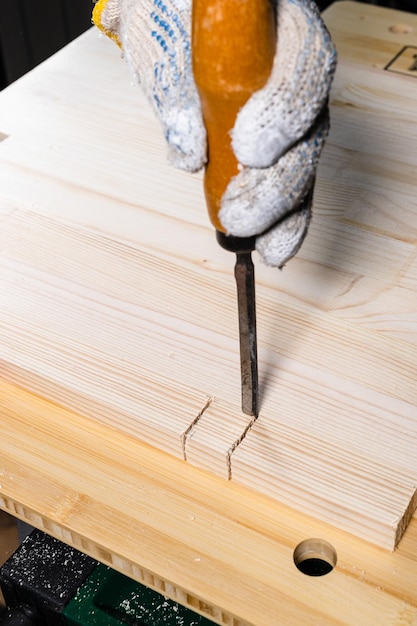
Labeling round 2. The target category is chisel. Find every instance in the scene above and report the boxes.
[192,0,276,416]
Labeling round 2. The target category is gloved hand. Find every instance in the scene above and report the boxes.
[93,0,336,267]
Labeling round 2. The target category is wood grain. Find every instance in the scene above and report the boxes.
[1,378,417,625]
[230,0,417,549]
[1,0,417,554]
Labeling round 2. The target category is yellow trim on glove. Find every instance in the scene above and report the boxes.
[92,0,122,48]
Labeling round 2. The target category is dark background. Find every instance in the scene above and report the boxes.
[0,0,92,89]
[0,0,416,90]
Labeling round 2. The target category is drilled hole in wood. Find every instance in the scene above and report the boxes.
[293,539,337,577]
[389,24,412,34]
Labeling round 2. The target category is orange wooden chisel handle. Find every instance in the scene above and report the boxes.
[192,0,276,233]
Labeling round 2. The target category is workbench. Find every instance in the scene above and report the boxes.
[1,2,417,624]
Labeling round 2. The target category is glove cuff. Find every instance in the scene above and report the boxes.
[92,0,122,48]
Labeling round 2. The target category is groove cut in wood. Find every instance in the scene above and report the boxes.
[1,1,417,550]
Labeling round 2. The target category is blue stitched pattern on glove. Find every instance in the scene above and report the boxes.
[95,0,336,267]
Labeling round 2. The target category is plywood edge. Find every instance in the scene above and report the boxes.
[0,495,240,626]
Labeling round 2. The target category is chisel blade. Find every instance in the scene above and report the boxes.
[216,232,259,417]
[235,251,259,417]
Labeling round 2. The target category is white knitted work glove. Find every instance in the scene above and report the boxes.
[93,0,336,267]
[93,0,206,172]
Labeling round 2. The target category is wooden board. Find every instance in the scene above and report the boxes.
[229,0,417,549]
[1,378,417,626]
[1,1,417,549]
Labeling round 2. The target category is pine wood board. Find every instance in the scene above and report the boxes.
[0,0,417,551]
[2,379,417,626]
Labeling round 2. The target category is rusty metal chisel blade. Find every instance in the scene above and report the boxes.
[217,232,259,417]
[235,251,259,417]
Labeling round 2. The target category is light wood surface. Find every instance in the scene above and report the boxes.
[1,3,417,621]
[1,0,417,549]
[1,378,417,626]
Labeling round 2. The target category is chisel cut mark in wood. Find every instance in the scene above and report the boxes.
[181,396,214,461]
[226,414,258,479]
[394,486,417,547]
